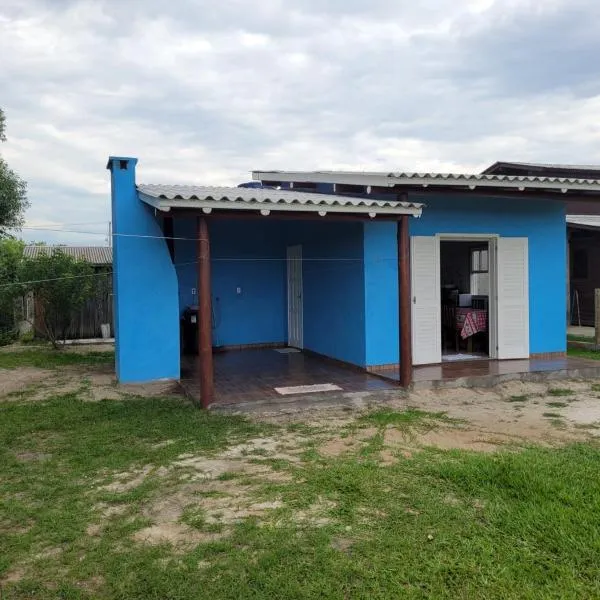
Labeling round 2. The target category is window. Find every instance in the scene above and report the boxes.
[573,248,588,279]
[470,247,489,295]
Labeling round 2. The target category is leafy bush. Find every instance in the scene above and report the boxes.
[17,249,98,348]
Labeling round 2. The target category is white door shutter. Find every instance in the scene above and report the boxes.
[497,237,529,359]
[287,245,303,348]
[411,236,441,365]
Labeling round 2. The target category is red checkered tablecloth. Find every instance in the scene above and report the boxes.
[456,308,487,339]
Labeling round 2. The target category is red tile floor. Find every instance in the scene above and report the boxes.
[373,356,600,384]
[180,348,396,406]
[181,349,600,406]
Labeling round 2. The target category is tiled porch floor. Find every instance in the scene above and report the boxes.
[181,349,600,407]
[373,356,600,386]
[180,348,396,406]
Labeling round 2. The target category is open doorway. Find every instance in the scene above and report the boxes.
[440,241,490,361]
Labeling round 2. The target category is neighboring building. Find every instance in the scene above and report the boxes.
[483,162,600,327]
[23,246,113,264]
[566,216,600,327]
[22,245,113,339]
[108,156,600,400]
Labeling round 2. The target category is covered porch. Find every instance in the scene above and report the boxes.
[135,183,422,407]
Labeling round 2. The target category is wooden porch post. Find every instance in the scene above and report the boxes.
[197,216,214,408]
[398,215,413,387]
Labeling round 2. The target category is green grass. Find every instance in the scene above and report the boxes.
[358,408,455,429]
[568,347,600,360]
[567,334,595,343]
[543,412,562,419]
[507,394,530,403]
[547,388,574,397]
[0,347,114,369]
[546,401,569,408]
[4,392,600,598]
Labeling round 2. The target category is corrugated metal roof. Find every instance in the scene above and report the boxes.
[567,215,600,229]
[484,161,600,173]
[23,246,112,264]
[251,170,600,192]
[137,184,423,216]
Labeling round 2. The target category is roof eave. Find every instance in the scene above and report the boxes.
[138,193,422,217]
[251,170,600,193]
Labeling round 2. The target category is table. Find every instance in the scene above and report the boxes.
[455,308,488,340]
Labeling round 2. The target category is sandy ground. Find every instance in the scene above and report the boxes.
[2,353,600,441]
[3,352,600,554]
[0,361,179,402]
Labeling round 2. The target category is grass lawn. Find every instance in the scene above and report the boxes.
[2,384,600,598]
[568,347,600,360]
[0,346,114,369]
[567,334,595,343]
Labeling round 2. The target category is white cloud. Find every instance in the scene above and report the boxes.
[1,0,599,243]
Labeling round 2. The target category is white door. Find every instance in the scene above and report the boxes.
[487,238,498,359]
[287,245,303,348]
[497,237,529,359]
[411,236,441,365]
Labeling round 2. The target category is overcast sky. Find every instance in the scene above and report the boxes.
[2,0,600,244]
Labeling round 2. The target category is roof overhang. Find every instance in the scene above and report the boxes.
[567,215,600,231]
[482,161,600,178]
[251,169,600,194]
[137,184,423,218]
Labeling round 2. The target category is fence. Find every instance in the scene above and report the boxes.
[15,270,114,342]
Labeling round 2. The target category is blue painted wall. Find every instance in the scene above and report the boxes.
[108,157,180,382]
[409,194,567,355]
[285,221,366,366]
[172,217,366,365]
[173,219,287,347]
[363,221,398,366]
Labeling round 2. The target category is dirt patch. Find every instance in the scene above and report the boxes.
[319,427,378,458]
[1,359,183,405]
[1,566,25,584]
[220,436,307,462]
[293,497,337,526]
[76,575,105,593]
[61,343,115,354]
[34,546,63,560]
[0,367,52,398]
[114,379,182,398]
[99,465,155,493]
[565,399,600,426]
[331,537,353,553]
[415,429,510,452]
[94,503,129,519]
[86,523,102,537]
[319,437,362,458]
[14,451,52,462]
[379,448,398,465]
[132,523,226,549]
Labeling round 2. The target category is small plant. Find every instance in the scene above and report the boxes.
[591,384,600,392]
[507,395,529,403]
[543,412,562,419]
[359,408,452,428]
[180,506,206,530]
[546,401,568,408]
[548,388,574,397]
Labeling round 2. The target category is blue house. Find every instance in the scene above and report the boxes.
[108,157,600,406]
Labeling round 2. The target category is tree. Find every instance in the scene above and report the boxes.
[0,238,25,344]
[18,249,97,348]
[0,108,29,236]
